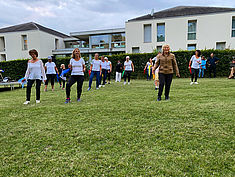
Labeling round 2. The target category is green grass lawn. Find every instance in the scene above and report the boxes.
[0,78,234,176]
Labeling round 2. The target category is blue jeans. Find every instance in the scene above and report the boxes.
[100,69,107,85]
[147,69,152,80]
[89,71,100,88]
[199,68,205,78]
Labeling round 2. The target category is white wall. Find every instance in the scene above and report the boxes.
[126,12,235,53]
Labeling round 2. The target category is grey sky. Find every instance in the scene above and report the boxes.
[0,0,234,35]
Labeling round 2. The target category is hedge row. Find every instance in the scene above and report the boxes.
[0,49,234,81]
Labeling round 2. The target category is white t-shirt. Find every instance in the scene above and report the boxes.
[101,61,107,70]
[191,55,202,69]
[146,62,153,69]
[92,59,102,71]
[45,62,56,74]
[124,60,133,71]
[106,61,111,70]
[70,58,85,76]
[25,60,47,80]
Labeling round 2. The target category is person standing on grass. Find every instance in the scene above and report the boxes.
[58,64,66,90]
[65,48,86,104]
[44,56,59,92]
[22,49,47,104]
[100,56,107,87]
[199,56,207,78]
[153,45,180,101]
[228,59,235,79]
[189,50,202,85]
[105,57,112,84]
[144,58,153,81]
[208,53,219,78]
[88,53,102,91]
[123,56,134,85]
[115,60,123,82]
[152,57,159,90]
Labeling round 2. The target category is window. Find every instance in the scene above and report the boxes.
[55,39,59,50]
[232,17,235,37]
[188,20,197,40]
[187,44,196,51]
[0,54,6,61]
[111,33,125,48]
[22,35,28,50]
[216,42,226,50]
[0,37,5,52]
[91,35,109,49]
[144,24,152,43]
[157,23,165,42]
[157,46,162,52]
[132,47,140,53]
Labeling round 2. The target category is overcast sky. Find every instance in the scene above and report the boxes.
[0,0,235,35]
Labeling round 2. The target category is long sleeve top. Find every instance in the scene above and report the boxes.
[24,60,47,80]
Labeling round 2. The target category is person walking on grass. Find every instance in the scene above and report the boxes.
[152,57,159,90]
[123,56,134,85]
[105,57,112,84]
[144,58,153,81]
[59,64,66,90]
[199,56,206,78]
[65,48,86,103]
[208,53,219,78]
[22,49,46,104]
[153,45,180,101]
[189,50,201,85]
[88,53,102,91]
[100,56,107,87]
[115,60,122,82]
[44,56,59,92]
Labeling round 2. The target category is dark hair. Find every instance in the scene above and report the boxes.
[29,49,38,57]
[195,50,201,57]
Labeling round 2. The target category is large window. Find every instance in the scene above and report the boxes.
[188,20,197,40]
[157,23,165,42]
[232,17,235,37]
[111,33,125,48]
[144,24,152,43]
[91,35,109,49]
[22,35,28,50]
[187,44,196,51]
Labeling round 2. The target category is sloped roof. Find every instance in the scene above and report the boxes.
[0,22,69,38]
[128,6,235,22]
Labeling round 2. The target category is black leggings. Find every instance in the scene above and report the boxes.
[66,75,84,99]
[26,79,42,101]
[106,70,111,82]
[45,74,56,85]
[191,68,199,82]
[158,73,173,98]
[59,78,65,88]
[124,71,132,82]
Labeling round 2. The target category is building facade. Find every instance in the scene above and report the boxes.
[0,22,68,61]
[126,6,235,53]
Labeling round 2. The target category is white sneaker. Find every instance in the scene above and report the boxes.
[99,85,102,88]
[102,85,105,87]
[36,100,40,104]
[190,82,194,85]
[194,82,198,84]
[124,82,126,85]
[23,101,30,105]
[128,82,130,85]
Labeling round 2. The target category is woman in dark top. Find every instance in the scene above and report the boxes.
[115,60,122,82]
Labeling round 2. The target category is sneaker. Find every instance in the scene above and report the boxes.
[155,87,158,90]
[65,98,70,104]
[77,98,81,102]
[190,82,194,85]
[87,87,91,91]
[23,101,30,105]
[157,97,161,102]
[36,100,40,104]
[124,82,126,85]
[99,85,102,88]
[62,88,65,90]
[108,82,110,84]
[165,96,170,101]
[52,89,54,91]
[102,85,105,87]
[44,88,47,92]
[128,82,130,85]
[194,82,198,84]
[96,87,99,90]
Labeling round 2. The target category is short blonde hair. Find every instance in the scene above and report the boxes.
[71,48,81,58]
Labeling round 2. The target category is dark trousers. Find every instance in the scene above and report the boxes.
[66,75,84,99]
[26,79,42,101]
[100,69,107,85]
[147,69,152,80]
[59,78,65,88]
[209,65,216,78]
[158,73,173,98]
[45,74,55,85]
[106,69,111,82]
[191,68,199,82]
[89,71,100,88]
[124,71,132,82]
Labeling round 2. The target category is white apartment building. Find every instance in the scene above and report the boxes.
[125,6,235,53]
[0,22,68,61]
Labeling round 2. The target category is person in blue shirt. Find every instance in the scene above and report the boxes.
[199,56,207,78]
[207,53,219,78]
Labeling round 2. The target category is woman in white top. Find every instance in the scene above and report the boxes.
[22,49,47,104]
[105,57,112,84]
[123,56,134,85]
[88,53,102,91]
[44,56,59,91]
[144,58,153,81]
[189,50,202,85]
[65,48,86,103]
